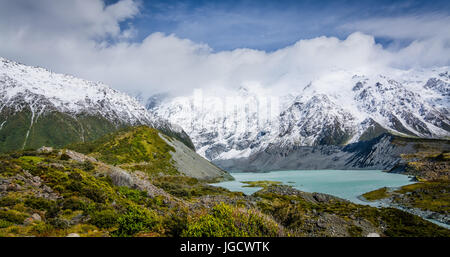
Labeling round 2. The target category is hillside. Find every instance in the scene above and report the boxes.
[0,57,194,153]
[67,126,232,182]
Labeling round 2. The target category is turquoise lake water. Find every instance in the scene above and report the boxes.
[212,170,415,205]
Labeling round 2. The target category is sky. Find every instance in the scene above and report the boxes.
[0,0,449,99]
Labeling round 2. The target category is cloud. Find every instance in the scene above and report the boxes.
[340,14,450,67]
[0,0,448,100]
[0,0,140,40]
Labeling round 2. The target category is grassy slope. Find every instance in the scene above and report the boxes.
[68,126,178,175]
[0,108,118,153]
[68,125,231,181]
[362,187,390,201]
[0,150,175,236]
[67,126,179,177]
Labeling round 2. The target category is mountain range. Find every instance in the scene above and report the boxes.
[148,68,450,171]
[1,56,449,172]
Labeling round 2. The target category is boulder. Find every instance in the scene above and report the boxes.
[66,233,80,237]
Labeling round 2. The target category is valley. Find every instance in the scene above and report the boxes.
[1,130,449,237]
[0,57,449,237]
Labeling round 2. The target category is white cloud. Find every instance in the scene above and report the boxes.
[0,0,448,99]
[340,14,450,68]
[0,0,140,40]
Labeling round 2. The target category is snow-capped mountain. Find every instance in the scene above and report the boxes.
[0,57,193,151]
[148,68,450,163]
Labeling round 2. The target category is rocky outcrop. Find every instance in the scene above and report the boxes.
[0,170,60,200]
[159,133,233,182]
[103,166,171,199]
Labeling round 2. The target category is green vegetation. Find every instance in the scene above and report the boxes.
[0,149,182,237]
[114,206,161,237]
[366,149,450,216]
[362,187,390,201]
[0,108,118,153]
[253,186,450,237]
[376,208,449,237]
[347,225,363,237]
[182,202,282,237]
[68,126,179,177]
[242,180,281,188]
[392,181,450,214]
[89,209,119,229]
[156,127,195,151]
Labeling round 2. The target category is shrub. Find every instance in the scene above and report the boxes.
[182,203,243,237]
[84,187,107,203]
[162,209,188,237]
[31,222,55,236]
[66,171,110,203]
[380,208,450,237]
[0,196,21,207]
[181,202,281,237]
[114,206,160,237]
[0,219,13,228]
[81,160,95,172]
[0,210,28,224]
[347,225,363,237]
[25,197,57,211]
[152,176,231,199]
[118,186,148,204]
[45,204,61,219]
[62,196,87,211]
[89,209,119,229]
[48,217,70,229]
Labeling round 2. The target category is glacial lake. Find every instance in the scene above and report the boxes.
[212,170,415,205]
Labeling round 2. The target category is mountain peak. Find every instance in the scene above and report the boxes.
[147,69,450,161]
[0,57,193,152]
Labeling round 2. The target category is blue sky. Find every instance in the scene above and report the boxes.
[109,0,450,51]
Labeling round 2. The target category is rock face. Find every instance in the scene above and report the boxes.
[214,134,450,172]
[102,165,171,198]
[159,134,233,181]
[0,57,193,152]
[149,68,450,171]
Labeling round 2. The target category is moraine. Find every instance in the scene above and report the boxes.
[212,169,415,205]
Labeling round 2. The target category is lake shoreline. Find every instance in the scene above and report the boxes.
[212,169,415,205]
